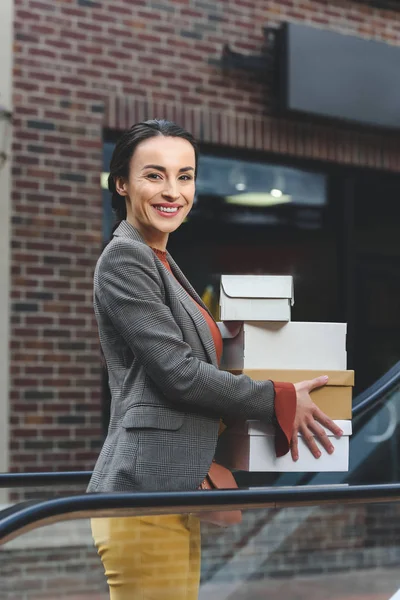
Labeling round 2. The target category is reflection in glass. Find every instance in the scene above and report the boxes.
[1,501,400,600]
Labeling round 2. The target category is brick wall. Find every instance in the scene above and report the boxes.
[11,0,400,475]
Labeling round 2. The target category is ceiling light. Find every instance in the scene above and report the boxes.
[225,192,291,207]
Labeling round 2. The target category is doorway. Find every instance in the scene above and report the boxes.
[352,173,400,392]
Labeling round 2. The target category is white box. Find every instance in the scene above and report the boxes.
[220,275,294,321]
[216,420,352,472]
[220,321,347,370]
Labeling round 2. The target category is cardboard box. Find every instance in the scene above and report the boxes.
[220,275,294,321]
[216,420,352,472]
[220,321,347,370]
[233,369,354,419]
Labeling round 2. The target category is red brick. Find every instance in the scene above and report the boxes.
[15,106,39,117]
[24,340,54,350]
[13,428,38,437]
[75,427,102,437]
[12,354,39,363]
[24,361,53,372]
[30,48,57,59]
[12,378,39,387]
[39,403,68,412]
[16,9,38,20]
[27,94,54,106]
[62,29,87,41]
[45,183,73,193]
[59,391,86,401]
[12,452,42,461]
[26,241,55,251]
[44,86,72,96]
[13,154,40,166]
[59,317,87,327]
[76,90,104,101]
[61,7,86,18]
[26,267,54,276]
[59,293,86,302]
[40,452,69,461]
[44,110,73,120]
[13,253,39,263]
[29,70,56,82]
[76,67,101,78]
[25,316,54,326]
[26,168,55,179]
[42,378,71,387]
[40,428,70,437]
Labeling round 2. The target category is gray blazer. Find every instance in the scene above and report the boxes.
[87,221,276,493]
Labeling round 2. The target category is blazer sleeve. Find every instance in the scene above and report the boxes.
[97,239,278,424]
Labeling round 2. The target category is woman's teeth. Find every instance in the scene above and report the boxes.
[155,206,179,213]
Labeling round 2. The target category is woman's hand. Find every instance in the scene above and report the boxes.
[291,375,343,461]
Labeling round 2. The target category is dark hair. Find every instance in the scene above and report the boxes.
[108,119,198,231]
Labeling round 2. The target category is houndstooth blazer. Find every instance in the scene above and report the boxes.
[87,220,276,493]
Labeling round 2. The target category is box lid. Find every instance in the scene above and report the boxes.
[245,419,352,437]
[238,369,355,387]
[221,275,294,304]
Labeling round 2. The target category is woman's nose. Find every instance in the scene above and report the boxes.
[162,181,180,200]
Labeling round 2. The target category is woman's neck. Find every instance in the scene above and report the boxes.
[126,217,168,251]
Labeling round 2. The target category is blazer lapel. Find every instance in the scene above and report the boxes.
[113,221,218,367]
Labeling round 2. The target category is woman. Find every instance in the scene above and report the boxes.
[89,119,342,600]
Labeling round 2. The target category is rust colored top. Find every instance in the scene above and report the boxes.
[152,248,223,362]
[152,248,296,457]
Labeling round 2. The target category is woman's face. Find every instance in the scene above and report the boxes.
[116,135,196,245]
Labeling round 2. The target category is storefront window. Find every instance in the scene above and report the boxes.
[101,143,327,241]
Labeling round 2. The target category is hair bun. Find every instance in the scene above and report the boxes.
[108,173,116,194]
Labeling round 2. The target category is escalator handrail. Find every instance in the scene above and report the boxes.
[1,483,400,545]
[352,359,400,418]
[0,471,91,487]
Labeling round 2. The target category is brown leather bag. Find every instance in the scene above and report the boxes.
[196,461,242,527]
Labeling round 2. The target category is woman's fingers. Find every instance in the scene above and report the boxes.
[299,412,343,458]
[300,426,322,458]
[292,377,343,461]
[305,375,329,392]
[307,421,334,455]
[314,408,344,437]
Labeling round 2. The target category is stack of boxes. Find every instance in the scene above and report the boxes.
[216,275,354,473]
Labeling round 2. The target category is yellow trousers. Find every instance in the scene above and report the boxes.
[91,515,201,600]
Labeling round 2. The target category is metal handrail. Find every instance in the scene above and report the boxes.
[0,471,91,487]
[1,483,400,545]
[352,359,400,418]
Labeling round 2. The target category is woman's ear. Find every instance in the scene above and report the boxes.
[115,176,128,197]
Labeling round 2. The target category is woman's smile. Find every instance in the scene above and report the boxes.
[151,202,183,217]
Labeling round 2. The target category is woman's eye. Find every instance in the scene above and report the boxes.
[179,175,193,181]
[147,173,161,180]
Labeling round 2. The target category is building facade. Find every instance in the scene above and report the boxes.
[9,0,400,476]
[0,0,13,497]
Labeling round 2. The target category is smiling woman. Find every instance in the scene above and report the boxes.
[114,137,196,248]
[89,119,341,600]
[107,121,198,252]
